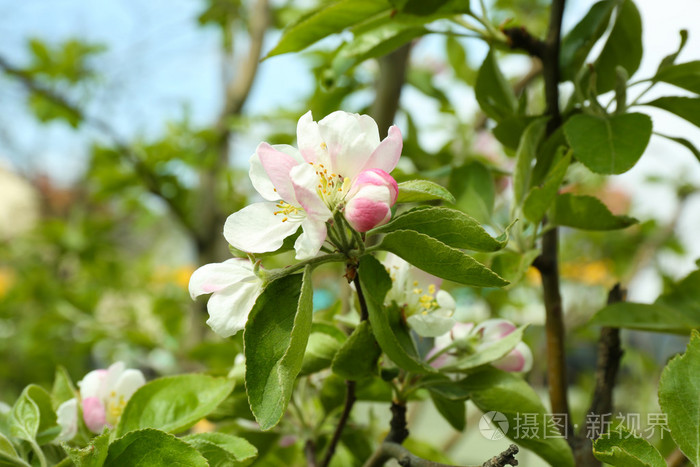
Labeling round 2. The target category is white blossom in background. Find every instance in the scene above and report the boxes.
[383,253,456,337]
[225,110,402,260]
[189,258,264,337]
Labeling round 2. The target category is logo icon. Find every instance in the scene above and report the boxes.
[479,411,508,440]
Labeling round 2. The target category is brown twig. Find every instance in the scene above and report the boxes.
[370,44,412,138]
[320,380,356,467]
[363,442,519,467]
[666,448,689,467]
[305,439,318,467]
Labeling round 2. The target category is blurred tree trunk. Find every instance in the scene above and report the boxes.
[371,44,411,138]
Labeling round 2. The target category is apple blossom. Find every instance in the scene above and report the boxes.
[189,258,264,337]
[224,110,403,260]
[383,253,456,337]
[430,319,533,373]
[55,362,145,441]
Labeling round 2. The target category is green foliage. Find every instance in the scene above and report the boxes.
[564,113,652,175]
[475,50,517,122]
[448,161,496,223]
[378,231,508,287]
[523,149,571,224]
[244,268,313,430]
[592,426,665,467]
[439,326,527,372]
[658,331,700,465]
[331,321,381,380]
[513,118,548,206]
[395,180,456,204]
[105,429,208,466]
[550,193,637,230]
[65,432,110,467]
[116,374,235,436]
[429,392,465,431]
[374,206,509,252]
[653,61,700,94]
[182,432,258,466]
[645,97,700,128]
[591,269,700,333]
[10,385,58,445]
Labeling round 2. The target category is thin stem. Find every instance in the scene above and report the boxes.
[264,253,347,283]
[305,439,318,467]
[353,274,370,322]
[28,439,47,467]
[362,442,519,467]
[319,380,356,467]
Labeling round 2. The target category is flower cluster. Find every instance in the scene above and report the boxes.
[190,111,402,337]
[55,362,145,441]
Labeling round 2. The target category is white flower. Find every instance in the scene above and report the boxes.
[383,253,456,337]
[55,362,146,440]
[225,111,403,260]
[189,258,264,337]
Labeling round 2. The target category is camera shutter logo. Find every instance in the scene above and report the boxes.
[480,411,509,440]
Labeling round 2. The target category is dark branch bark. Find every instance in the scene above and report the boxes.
[363,442,519,467]
[305,439,318,467]
[320,380,356,467]
[385,402,409,444]
[370,44,411,138]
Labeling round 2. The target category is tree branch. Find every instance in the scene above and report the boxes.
[320,380,356,467]
[363,442,519,467]
[370,43,411,138]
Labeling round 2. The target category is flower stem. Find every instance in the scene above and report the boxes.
[319,380,356,467]
[29,439,47,467]
[264,252,347,283]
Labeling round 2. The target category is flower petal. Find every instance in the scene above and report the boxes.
[256,143,302,203]
[206,281,263,337]
[189,259,256,299]
[407,312,456,337]
[493,342,533,373]
[351,169,398,205]
[114,369,146,402]
[78,369,107,399]
[55,398,78,442]
[224,202,303,254]
[436,290,456,310]
[318,111,380,179]
[297,111,324,164]
[474,319,517,343]
[344,185,391,232]
[289,164,333,222]
[294,217,328,260]
[361,125,403,174]
[82,397,106,433]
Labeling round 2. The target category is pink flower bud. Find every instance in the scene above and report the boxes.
[344,169,398,232]
[82,397,107,433]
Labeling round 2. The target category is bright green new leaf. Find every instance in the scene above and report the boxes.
[490,250,540,285]
[440,326,527,373]
[266,0,392,58]
[591,269,700,334]
[182,432,258,467]
[105,429,208,467]
[513,118,547,206]
[523,149,571,224]
[378,230,509,287]
[116,374,234,436]
[646,96,700,128]
[493,116,540,151]
[446,36,475,85]
[244,268,313,430]
[65,431,110,467]
[559,0,616,82]
[358,255,435,375]
[0,433,24,467]
[655,30,688,72]
[448,161,495,223]
[10,385,58,445]
[51,366,76,410]
[658,330,700,465]
[593,426,665,467]
[564,113,652,174]
[391,0,471,16]
[395,180,456,204]
[590,0,643,94]
[373,206,509,252]
[331,321,381,380]
[475,50,517,122]
[429,392,465,431]
[550,194,637,230]
[300,331,343,376]
[653,61,700,94]
[461,368,575,467]
[655,133,700,163]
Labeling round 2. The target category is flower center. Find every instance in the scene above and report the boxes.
[273,201,304,222]
[413,283,439,315]
[105,391,127,426]
[309,160,352,209]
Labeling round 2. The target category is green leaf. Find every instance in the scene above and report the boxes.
[244,267,313,430]
[493,116,540,151]
[461,368,575,467]
[655,133,700,163]
[564,113,652,174]
[475,49,517,122]
[105,429,208,467]
[441,326,527,372]
[593,426,665,467]
[446,36,475,85]
[331,321,381,380]
[378,230,509,287]
[182,433,258,467]
[395,180,456,204]
[0,433,23,467]
[550,193,637,230]
[65,431,110,467]
[448,161,495,223]
[653,61,700,94]
[514,119,548,206]
[10,385,58,445]
[523,148,571,224]
[266,0,392,58]
[116,374,234,436]
[490,250,540,285]
[645,97,700,128]
[300,330,343,376]
[559,0,616,82]
[591,269,700,333]
[656,30,688,73]
[590,0,643,94]
[429,392,465,431]
[373,207,509,252]
[658,330,700,465]
[51,366,76,410]
[358,255,436,375]
[391,0,471,16]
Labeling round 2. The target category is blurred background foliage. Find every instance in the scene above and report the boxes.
[0,0,699,464]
